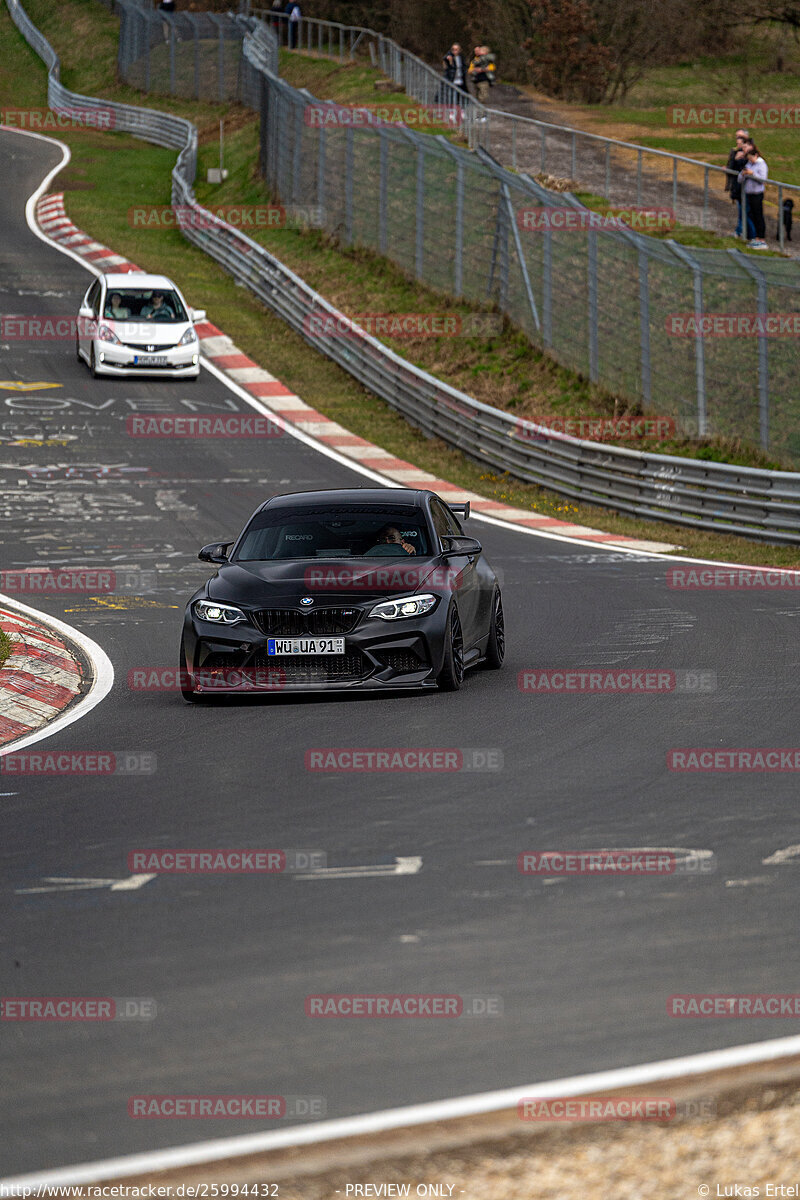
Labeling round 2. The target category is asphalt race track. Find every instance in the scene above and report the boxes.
[2,129,800,1175]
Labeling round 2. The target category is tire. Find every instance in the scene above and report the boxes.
[89,345,99,379]
[179,644,200,703]
[483,589,505,670]
[75,337,82,364]
[436,604,465,692]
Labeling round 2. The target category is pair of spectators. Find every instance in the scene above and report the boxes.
[441,43,496,110]
[725,129,769,248]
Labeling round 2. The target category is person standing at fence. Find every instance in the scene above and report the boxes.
[739,144,768,248]
[442,43,466,96]
[285,0,301,50]
[270,0,283,32]
[468,46,495,112]
[725,130,754,240]
[158,0,175,11]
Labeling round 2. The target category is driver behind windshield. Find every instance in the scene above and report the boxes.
[142,291,175,321]
[364,524,416,556]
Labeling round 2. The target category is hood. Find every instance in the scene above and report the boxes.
[109,320,190,346]
[207,558,445,605]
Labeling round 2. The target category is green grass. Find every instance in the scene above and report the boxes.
[4,0,800,568]
[0,629,13,668]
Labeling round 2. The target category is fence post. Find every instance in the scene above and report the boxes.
[731,249,770,449]
[193,24,200,100]
[379,131,388,257]
[668,241,707,437]
[638,245,651,406]
[415,141,425,280]
[605,142,610,200]
[292,97,303,202]
[345,125,354,244]
[702,165,709,230]
[169,21,176,95]
[588,230,599,383]
[502,183,540,333]
[317,124,327,225]
[454,160,464,298]
[218,20,225,103]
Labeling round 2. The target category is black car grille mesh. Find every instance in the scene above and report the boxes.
[378,649,426,674]
[253,651,367,683]
[254,608,361,635]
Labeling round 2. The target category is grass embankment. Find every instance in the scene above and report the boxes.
[0,629,14,668]
[3,0,800,567]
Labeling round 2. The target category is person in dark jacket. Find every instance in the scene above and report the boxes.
[726,130,755,240]
[442,43,466,94]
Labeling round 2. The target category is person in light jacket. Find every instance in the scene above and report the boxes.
[739,145,768,248]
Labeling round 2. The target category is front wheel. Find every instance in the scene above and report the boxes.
[436,605,465,692]
[179,644,200,703]
[89,345,99,379]
[483,589,505,669]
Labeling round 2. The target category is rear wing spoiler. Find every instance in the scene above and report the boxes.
[448,502,470,520]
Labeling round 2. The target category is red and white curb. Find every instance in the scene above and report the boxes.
[35,192,676,554]
[0,606,84,747]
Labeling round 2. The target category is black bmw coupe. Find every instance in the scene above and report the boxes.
[179,488,504,698]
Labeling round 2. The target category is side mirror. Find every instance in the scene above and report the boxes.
[79,305,94,320]
[441,535,482,557]
[198,541,232,564]
[191,308,206,323]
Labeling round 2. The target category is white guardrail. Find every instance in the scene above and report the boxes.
[7,0,800,545]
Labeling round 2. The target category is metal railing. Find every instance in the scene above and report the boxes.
[8,0,800,544]
[251,6,800,253]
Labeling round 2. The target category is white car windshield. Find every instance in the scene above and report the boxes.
[104,288,188,323]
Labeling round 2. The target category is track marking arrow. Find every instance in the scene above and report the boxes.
[295,856,422,880]
[15,874,157,894]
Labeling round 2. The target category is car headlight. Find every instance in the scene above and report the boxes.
[369,593,438,620]
[193,600,247,625]
[98,324,120,344]
[179,327,198,346]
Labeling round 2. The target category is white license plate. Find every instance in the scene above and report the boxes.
[267,637,345,655]
[134,354,168,366]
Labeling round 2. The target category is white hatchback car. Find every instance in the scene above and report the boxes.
[76,272,205,379]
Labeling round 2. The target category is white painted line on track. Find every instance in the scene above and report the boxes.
[4,1034,800,1186]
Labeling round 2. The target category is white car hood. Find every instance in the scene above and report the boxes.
[108,320,191,346]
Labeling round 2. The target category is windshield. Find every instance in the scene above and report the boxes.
[235,506,432,561]
[103,288,188,323]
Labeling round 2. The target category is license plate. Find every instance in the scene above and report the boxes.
[133,355,168,366]
[267,637,345,655]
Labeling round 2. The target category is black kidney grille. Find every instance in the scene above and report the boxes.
[254,608,361,635]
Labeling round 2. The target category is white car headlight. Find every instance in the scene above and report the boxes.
[98,324,120,344]
[179,327,198,346]
[369,593,437,620]
[194,600,246,625]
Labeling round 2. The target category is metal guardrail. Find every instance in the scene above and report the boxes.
[7,0,800,545]
[251,6,800,252]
